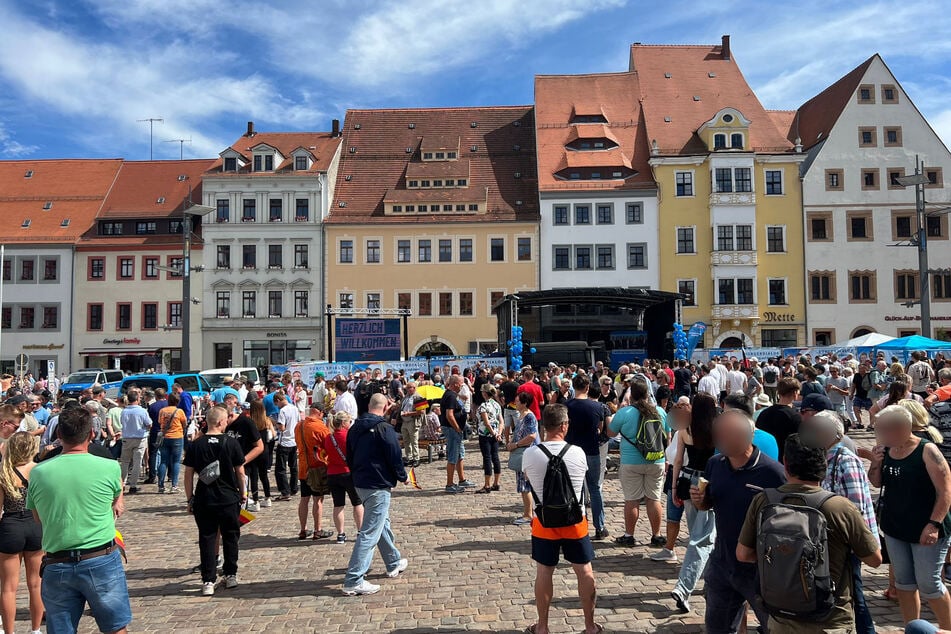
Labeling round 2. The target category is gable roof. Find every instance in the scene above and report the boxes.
[630,42,794,155]
[792,55,877,150]
[208,131,342,174]
[328,106,539,224]
[99,159,216,219]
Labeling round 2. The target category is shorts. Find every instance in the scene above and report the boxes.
[618,463,665,501]
[301,466,329,497]
[0,513,42,554]
[853,397,873,410]
[443,426,465,464]
[328,472,362,507]
[666,490,684,523]
[531,535,595,566]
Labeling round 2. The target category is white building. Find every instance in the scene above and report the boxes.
[793,55,951,344]
[201,122,342,370]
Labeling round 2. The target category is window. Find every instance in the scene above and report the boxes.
[882,84,898,104]
[934,272,951,300]
[490,291,504,313]
[118,257,134,279]
[268,291,282,317]
[596,204,613,224]
[418,293,432,316]
[809,271,836,303]
[768,279,787,305]
[439,292,452,316]
[0,308,9,330]
[889,169,906,189]
[292,290,308,317]
[715,168,733,193]
[396,293,411,311]
[738,279,754,304]
[295,156,308,170]
[808,214,832,241]
[89,257,104,280]
[144,257,159,279]
[849,270,876,303]
[459,292,473,316]
[438,239,452,262]
[224,157,237,172]
[764,169,783,195]
[1,260,9,281]
[553,246,570,270]
[626,203,643,224]
[242,199,256,222]
[116,304,131,330]
[268,244,282,269]
[216,199,229,223]
[168,257,183,278]
[884,126,902,147]
[926,168,944,188]
[596,245,615,270]
[216,292,230,318]
[858,84,875,103]
[861,168,879,190]
[718,279,735,305]
[858,127,876,147]
[16,306,33,329]
[253,154,274,172]
[90,305,105,330]
[418,240,432,263]
[460,239,473,262]
[675,172,694,196]
[142,303,158,329]
[169,219,183,234]
[574,205,591,225]
[627,243,647,269]
[718,278,754,304]
[291,199,309,222]
[676,227,695,254]
[134,221,156,235]
[574,246,592,270]
[264,199,281,222]
[895,214,913,239]
[766,226,785,253]
[339,293,354,310]
[366,239,380,263]
[761,329,798,348]
[847,212,873,240]
[18,259,34,282]
[101,222,123,235]
[490,238,505,262]
[553,205,569,225]
[366,293,380,312]
[927,215,946,238]
[43,258,57,281]
[293,244,308,268]
[339,240,353,263]
[242,245,256,269]
[678,280,696,306]
[42,306,58,329]
[166,302,181,328]
[895,270,919,301]
[517,237,531,262]
[735,168,752,192]
[242,291,256,317]
[731,133,743,149]
[716,224,752,251]
[216,245,230,269]
[825,169,843,191]
[714,133,726,149]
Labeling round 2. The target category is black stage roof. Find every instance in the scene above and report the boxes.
[495,287,683,311]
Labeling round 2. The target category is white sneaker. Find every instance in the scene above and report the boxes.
[513,516,532,526]
[649,548,678,562]
[386,558,409,578]
[216,554,224,569]
[246,501,259,512]
[224,574,238,589]
[262,497,272,508]
[201,582,215,596]
[342,580,381,596]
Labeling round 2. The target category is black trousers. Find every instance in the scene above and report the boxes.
[248,454,272,500]
[478,436,501,476]
[193,502,240,583]
[275,445,298,496]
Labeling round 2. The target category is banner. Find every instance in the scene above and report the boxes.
[685,322,707,360]
[718,347,782,361]
[426,356,507,375]
[334,318,401,362]
[354,360,428,376]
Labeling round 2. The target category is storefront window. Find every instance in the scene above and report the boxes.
[243,339,313,370]
[760,328,798,348]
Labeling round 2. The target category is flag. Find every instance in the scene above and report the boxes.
[685,322,707,360]
[413,396,429,412]
[407,468,422,490]
[239,508,256,526]
[741,347,750,370]
[114,529,127,563]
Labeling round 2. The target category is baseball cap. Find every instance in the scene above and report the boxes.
[800,393,833,413]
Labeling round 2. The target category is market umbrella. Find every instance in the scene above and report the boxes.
[416,385,445,401]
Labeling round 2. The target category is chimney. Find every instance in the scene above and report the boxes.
[246,121,255,137]
[721,35,731,61]
[332,119,340,137]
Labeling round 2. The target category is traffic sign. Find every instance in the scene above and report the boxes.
[15,353,28,367]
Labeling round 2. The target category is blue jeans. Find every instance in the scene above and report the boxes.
[585,454,605,532]
[443,427,465,464]
[674,501,716,597]
[344,487,402,587]
[885,533,951,599]
[852,553,876,634]
[42,548,132,634]
[158,437,183,487]
[906,619,940,634]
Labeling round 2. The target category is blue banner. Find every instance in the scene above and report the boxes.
[334,318,402,362]
[685,322,707,360]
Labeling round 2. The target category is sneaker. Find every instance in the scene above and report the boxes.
[445,485,464,494]
[671,588,690,614]
[513,516,532,526]
[170,486,182,494]
[216,554,224,569]
[275,495,291,502]
[593,528,610,541]
[490,484,500,491]
[342,580,381,596]
[650,535,667,547]
[128,487,138,494]
[386,558,409,578]
[224,575,238,589]
[246,501,259,512]
[649,548,678,562]
[336,533,347,545]
[201,582,215,596]
[262,497,272,508]
[458,479,476,488]
[158,487,165,494]
[614,535,636,546]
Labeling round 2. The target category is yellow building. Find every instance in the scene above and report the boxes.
[325,107,539,357]
[636,37,806,349]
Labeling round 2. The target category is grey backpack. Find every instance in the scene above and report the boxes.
[755,489,836,621]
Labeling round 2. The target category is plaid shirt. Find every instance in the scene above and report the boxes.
[823,443,879,537]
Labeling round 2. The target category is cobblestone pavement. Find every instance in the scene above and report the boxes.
[12,428,926,632]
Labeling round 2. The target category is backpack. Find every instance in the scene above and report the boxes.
[763,368,778,384]
[529,444,584,529]
[756,488,836,622]
[619,407,667,462]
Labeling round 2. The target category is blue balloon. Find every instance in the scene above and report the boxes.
[530,347,537,354]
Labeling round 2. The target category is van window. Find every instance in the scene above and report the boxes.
[244,369,260,384]
[198,376,211,392]
[121,378,168,394]
[175,376,199,392]
[105,371,124,383]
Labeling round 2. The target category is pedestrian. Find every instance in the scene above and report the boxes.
[248,400,275,508]
[157,392,188,494]
[118,388,151,494]
[295,405,333,540]
[26,406,131,633]
[105,395,126,459]
[222,393,264,513]
[475,383,503,494]
[183,406,247,596]
[145,388,168,485]
[341,394,409,596]
[440,374,474,493]
[756,377,802,462]
[522,404,601,634]
[0,432,44,634]
[650,397,690,564]
[274,393,300,501]
[565,374,612,540]
[399,381,425,468]
[324,411,364,545]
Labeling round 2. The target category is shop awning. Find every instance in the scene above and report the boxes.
[79,348,161,356]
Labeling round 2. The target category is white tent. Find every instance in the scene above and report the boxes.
[837,332,897,348]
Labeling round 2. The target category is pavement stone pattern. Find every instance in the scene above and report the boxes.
[12,427,926,632]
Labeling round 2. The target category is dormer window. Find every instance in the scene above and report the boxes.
[224,157,237,172]
[294,156,308,170]
[253,154,274,172]
[423,152,433,160]
[714,134,727,149]
[731,133,744,149]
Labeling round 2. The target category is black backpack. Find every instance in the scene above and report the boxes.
[764,368,778,384]
[530,444,584,528]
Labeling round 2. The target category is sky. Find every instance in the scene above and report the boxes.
[0,0,949,161]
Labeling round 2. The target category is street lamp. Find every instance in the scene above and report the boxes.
[896,163,938,338]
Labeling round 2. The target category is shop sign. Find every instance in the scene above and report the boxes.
[102,337,142,345]
[762,312,796,323]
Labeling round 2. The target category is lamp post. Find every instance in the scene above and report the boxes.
[897,163,934,338]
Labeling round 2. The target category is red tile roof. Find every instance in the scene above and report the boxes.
[99,159,217,218]
[0,159,123,243]
[766,110,798,141]
[792,55,876,150]
[534,72,654,191]
[630,42,794,155]
[327,106,538,224]
[207,131,342,174]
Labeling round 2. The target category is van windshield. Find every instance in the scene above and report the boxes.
[65,372,101,384]
[200,373,229,389]
[121,378,168,393]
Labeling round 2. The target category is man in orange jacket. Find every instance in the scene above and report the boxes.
[295,404,333,540]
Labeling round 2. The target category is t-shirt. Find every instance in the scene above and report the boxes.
[277,404,299,448]
[119,404,151,439]
[225,414,262,456]
[263,392,279,418]
[825,376,851,407]
[608,405,670,465]
[852,372,871,400]
[755,404,801,461]
[324,428,350,476]
[439,390,465,429]
[673,368,692,393]
[210,386,241,404]
[522,440,589,540]
[935,384,951,402]
[565,398,610,456]
[752,429,780,461]
[728,370,747,394]
[183,434,245,507]
[158,405,187,439]
[333,391,358,418]
[27,453,122,553]
[500,381,519,408]
[738,483,879,633]
[516,381,544,421]
[476,399,503,437]
[147,399,168,440]
[909,361,934,393]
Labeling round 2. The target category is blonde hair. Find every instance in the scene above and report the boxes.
[332,411,352,430]
[877,403,913,428]
[0,432,38,499]
[900,399,944,444]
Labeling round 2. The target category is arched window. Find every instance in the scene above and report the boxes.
[714,134,727,149]
[731,133,744,149]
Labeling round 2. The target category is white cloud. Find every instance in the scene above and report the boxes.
[0,122,38,157]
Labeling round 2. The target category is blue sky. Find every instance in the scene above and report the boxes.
[1,0,949,160]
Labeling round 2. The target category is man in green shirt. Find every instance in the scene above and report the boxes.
[27,407,132,634]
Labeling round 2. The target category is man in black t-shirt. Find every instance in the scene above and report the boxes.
[500,372,520,439]
[673,360,692,400]
[754,377,802,462]
[439,375,473,492]
[565,374,612,540]
[223,394,264,511]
